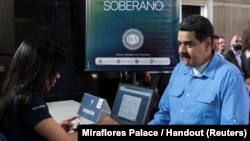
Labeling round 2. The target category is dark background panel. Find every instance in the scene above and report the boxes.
[0,0,98,102]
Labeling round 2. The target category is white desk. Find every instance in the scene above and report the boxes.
[47,100,80,122]
[47,100,94,125]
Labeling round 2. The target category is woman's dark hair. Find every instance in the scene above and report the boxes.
[179,14,214,44]
[0,37,67,125]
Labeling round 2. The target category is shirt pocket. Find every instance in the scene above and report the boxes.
[168,88,185,112]
[194,92,219,124]
[168,88,184,98]
[194,92,217,104]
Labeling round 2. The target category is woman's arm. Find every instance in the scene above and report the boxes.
[34,118,77,141]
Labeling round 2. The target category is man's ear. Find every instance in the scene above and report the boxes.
[204,37,212,49]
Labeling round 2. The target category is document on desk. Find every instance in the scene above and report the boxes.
[47,100,80,122]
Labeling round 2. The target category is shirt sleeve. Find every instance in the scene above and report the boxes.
[24,96,52,127]
[220,73,249,124]
[147,65,180,125]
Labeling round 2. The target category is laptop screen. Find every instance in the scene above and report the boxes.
[111,83,154,125]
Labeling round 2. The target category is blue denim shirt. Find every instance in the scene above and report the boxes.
[148,53,249,125]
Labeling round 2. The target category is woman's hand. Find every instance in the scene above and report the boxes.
[96,117,119,125]
[59,115,80,132]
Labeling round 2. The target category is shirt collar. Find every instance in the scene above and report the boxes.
[184,52,221,79]
[193,60,209,76]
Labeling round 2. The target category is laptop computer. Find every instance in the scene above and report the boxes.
[110,83,154,125]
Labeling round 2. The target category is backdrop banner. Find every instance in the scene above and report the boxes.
[85,0,180,71]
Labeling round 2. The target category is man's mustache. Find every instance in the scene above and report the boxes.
[180,53,191,58]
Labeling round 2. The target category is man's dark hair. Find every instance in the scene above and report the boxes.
[179,14,214,44]
[213,34,219,40]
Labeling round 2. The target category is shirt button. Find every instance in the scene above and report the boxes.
[232,119,237,123]
[186,93,190,96]
[180,109,184,112]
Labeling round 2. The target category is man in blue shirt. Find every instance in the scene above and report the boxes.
[148,15,249,125]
